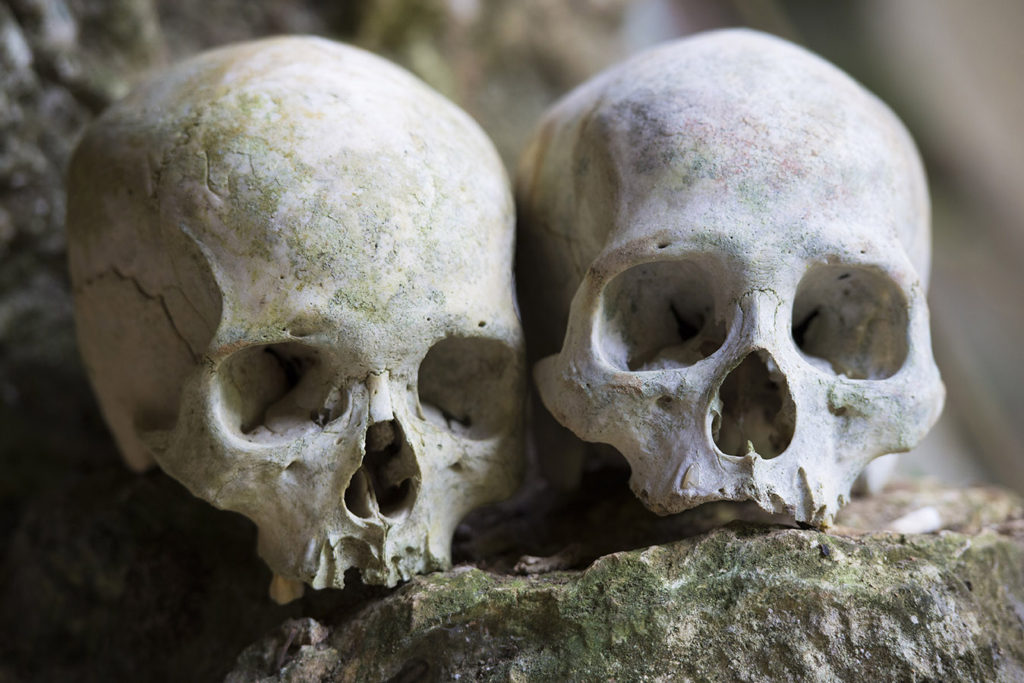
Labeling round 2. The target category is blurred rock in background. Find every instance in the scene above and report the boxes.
[0,0,165,548]
[2,0,1022,679]
[863,0,1024,494]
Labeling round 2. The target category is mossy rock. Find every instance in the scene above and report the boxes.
[228,483,1024,681]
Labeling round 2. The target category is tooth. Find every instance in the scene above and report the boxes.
[681,464,697,488]
[268,573,305,605]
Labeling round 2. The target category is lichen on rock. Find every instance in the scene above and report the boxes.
[227,482,1024,681]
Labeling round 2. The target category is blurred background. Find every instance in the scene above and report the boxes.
[1,0,1022,678]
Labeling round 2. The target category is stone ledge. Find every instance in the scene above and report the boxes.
[228,483,1024,682]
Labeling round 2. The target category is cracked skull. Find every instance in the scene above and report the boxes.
[68,37,524,588]
[516,29,944,526]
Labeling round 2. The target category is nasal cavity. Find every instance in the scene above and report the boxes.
[344,419,418,519]
[712,350,795,459]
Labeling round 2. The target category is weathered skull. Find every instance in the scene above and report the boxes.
[517,29,944,526]
[68,37,524,591]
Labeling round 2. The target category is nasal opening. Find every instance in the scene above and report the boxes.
[343,419,418,519]
[712,350,795,459]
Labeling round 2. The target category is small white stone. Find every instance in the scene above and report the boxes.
[886,506,943,535]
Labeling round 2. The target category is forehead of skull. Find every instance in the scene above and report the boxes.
[539,29,928,266]
[108,37,515,338]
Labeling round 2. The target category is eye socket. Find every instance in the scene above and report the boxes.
[791,266,909,380]
[598,260,725,371]
[217,342,347,441]
[417,336,520,440]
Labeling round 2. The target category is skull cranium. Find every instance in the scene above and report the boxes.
[517,29,944,526]
[68,37,525,589]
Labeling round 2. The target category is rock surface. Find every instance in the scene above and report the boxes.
[0,0,166,545]
[228,482,1024,682]
[0,466,389,682]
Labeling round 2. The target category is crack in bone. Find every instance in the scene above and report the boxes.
[78,267,202,363]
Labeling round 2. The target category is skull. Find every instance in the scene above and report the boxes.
[516,29,944,526]
[68,37,525,589]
